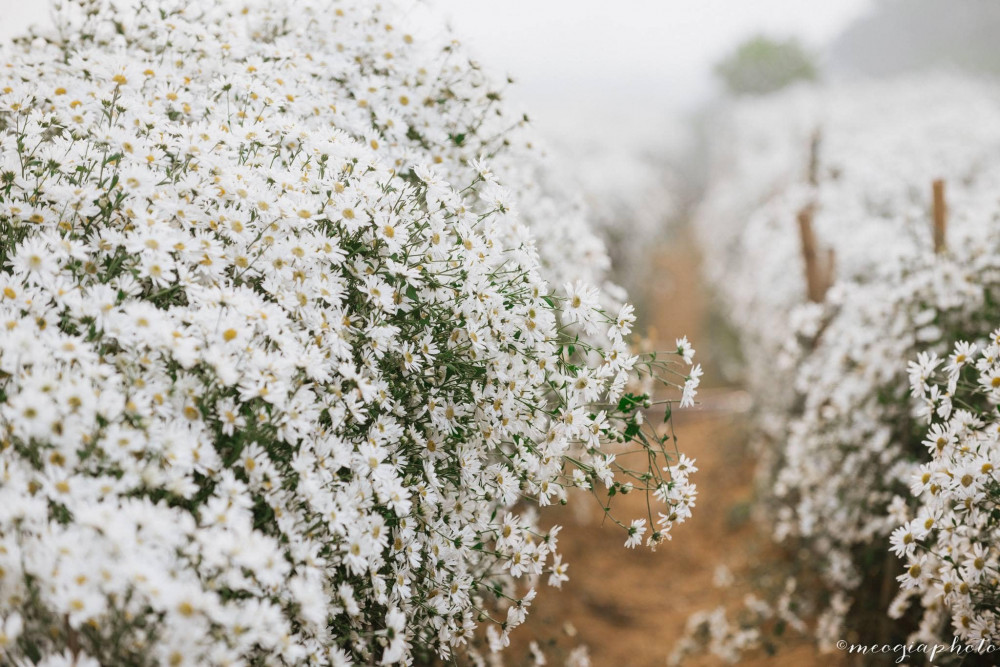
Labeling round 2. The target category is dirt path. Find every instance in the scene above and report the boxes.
[510,235,835,666]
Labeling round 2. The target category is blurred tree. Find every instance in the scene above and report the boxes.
[713,35,818,96]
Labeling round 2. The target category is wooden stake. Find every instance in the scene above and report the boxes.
[932,179,947,253]
[797,130,834,303]
[807,130,822,186]
[798,205,828,303]
[823,247,836,297]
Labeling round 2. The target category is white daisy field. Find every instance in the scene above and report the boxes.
[3,1,1000,665]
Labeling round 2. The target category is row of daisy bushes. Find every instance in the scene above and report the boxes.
[0,0,701,664]
[676,74,1000,661]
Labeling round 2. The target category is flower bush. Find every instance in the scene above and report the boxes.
[770,245,1000,648]
[897,333,1000,645]
[0,0,699,664]
[696,74,1000,426]
[685,74,1000,658]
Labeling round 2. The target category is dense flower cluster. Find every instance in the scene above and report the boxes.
[771,247,1000,646]
[686,73,1000,656]
[896,334,1000,645]
[0,0,699,664]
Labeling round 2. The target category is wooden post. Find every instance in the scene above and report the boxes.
[823,247,836,297]
[932,179,947,253]
[798,205,826,303]
[807,130,822,186]
[798,130,834,303]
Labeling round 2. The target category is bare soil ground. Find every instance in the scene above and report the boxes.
[509,236,838,666]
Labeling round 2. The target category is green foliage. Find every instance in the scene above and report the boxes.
[714,35,818,96]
